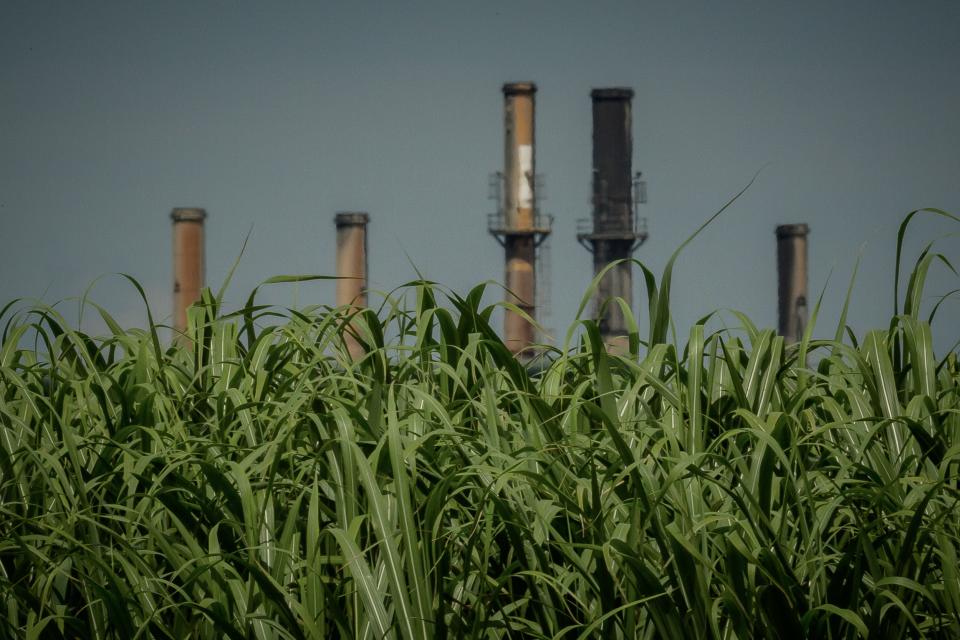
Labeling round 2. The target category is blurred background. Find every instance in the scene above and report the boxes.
[2,0,958,351]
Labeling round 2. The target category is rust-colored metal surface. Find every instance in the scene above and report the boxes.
[504,235,535,354]
[171,207,206,339]
[776,224,809,344]
[503,82,536,232]
[335,212,369,359]
[498,82,545,357]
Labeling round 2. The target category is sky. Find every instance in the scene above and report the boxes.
[2,1,959,353]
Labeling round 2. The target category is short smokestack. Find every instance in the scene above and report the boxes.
[335,212,369,359]
[776,224,809,344]
[488,82,552,358]
[577,88,647,350]
[171,207,206,338]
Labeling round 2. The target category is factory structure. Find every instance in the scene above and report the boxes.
[168,83,807,355]
[576,88,648,350]
[487,82,553,358]
[334,212,370,360]
[776,224,810,344]
[170,207,206,340]
[167,206,372,360]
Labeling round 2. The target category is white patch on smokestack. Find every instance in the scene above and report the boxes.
[518,144,533,209]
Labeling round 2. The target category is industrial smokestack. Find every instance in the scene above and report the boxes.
[171,207,207,338]
[577,88,647,350]
[335,212,369,359]
[776,224,809,344]
[488,82,552,358]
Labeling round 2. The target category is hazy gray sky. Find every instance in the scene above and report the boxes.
[2,1,958,351]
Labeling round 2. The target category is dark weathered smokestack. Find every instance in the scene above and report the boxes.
[776,224,809,344]
[171,207,206,338]
[577,88,646,351]
[335,212,369,359]
[488,82,552,358]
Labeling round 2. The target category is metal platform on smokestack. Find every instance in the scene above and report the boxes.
[575,171,649,250]
[487,179,553,245]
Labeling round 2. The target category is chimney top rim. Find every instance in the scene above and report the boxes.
[775,223,810,237]
[335,212,370,225]
[170,208,207,222]
[591,87,634,100]
[502,81,537,95]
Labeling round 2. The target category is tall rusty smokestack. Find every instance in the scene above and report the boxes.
[171,207,207,337]
[577,88,647,349]
[776,224,809,344]
[335,212,369,359]
[488,82,552,358]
